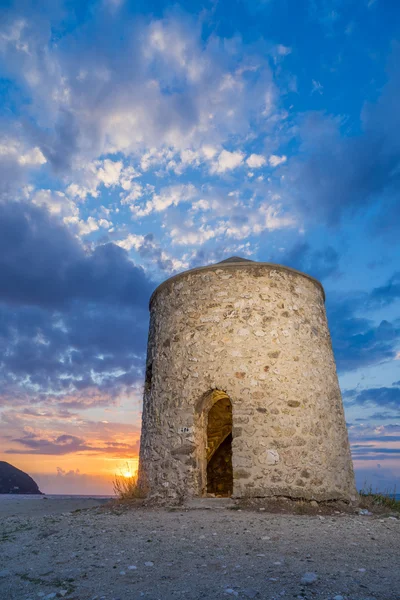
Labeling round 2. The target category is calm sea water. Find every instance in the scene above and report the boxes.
[0,494,114,500]
[1,492,399,501]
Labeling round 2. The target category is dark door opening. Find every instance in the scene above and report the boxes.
[206,396,233,496]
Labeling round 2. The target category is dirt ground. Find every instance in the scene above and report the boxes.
[0,496,399,600]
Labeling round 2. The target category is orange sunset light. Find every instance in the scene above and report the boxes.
[116,459,139,480]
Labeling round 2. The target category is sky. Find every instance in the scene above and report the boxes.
[0,0,399,496]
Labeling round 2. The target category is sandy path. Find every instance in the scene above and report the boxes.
[0,499,399,600]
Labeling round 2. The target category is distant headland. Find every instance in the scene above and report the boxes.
[0,461,42,494]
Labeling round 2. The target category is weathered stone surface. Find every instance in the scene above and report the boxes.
[137,259,356,502]
[266,450,280,465]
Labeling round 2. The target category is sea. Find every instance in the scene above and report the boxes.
[1,492,399,501]
[0,493,114,500]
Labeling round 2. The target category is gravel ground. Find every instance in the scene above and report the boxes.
[0,498,399,600]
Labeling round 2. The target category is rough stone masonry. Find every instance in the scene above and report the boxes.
[137,257,356,503]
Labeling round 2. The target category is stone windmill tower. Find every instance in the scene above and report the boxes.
[138,257,356,502]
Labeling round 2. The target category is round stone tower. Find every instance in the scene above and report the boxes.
[138,257,356,502]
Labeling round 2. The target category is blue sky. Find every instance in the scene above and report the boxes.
[0,0,399,494]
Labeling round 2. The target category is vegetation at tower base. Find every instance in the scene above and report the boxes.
[359,483,400,512]
[113,463,148,500]
[138,258,357,504]
[0,461,42,494]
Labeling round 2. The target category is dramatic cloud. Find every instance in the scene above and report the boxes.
[0,201,152,308]
[0,8,277,172]
[319,269,400,373]
[276,242,340,281]
[0,200,152,408]
[369,272,400,308]
[355,412,400,421]
[285,45,400,226]
[0,0,400,491]
[345,385,400,410]
[328,299,399,373]
[6,433,139,456]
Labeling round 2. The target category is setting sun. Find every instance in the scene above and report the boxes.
[122,470,134,478]
[116,460,138,481]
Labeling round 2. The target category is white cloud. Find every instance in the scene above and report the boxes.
[66,160,139,202]
[140,148,175,172]
[153,184,196,211]
[120,166,141,190]
[31,189,79,219]
[263,89,276,117]
[115,233,145,251]
[169,190,296,245]
[191,199,210,212]
[271,44,292,64]
[269,154,287,167]
[0,15,279,172]
[246,154,266,169]
[66,183,96,201]
[129,184,197,218]
[180,148,202,167]
[96,159,123,187]
[144,19,206,84]
[253,204,295,233]
[0,12,298,258]
[0,19,29,53]
[276,44,292,56]
[211,149,245,173]
[116,233,189,273]
[62,215,112,237]
[120,182,143,205]
[170,206,295,244]
[98,218,112,229]
[170,223,225,246]
[18,147,47,166]
[0,137,46,166]
[68,216,101,236]
[202,145,218,160]
[311,79,324,95]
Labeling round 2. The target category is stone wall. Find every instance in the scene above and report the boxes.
[137,262,356,503]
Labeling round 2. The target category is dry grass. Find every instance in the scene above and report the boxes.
[359,483,400,512]
[112,464,147,500]
[113,475,142,499]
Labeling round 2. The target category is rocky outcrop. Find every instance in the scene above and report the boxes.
[0,461,42,494]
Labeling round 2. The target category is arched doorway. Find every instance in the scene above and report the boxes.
[206,395,233,496]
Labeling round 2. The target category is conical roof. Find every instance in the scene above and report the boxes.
[217,256,254,264]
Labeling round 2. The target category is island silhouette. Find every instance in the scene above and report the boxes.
[0,461,42,494]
